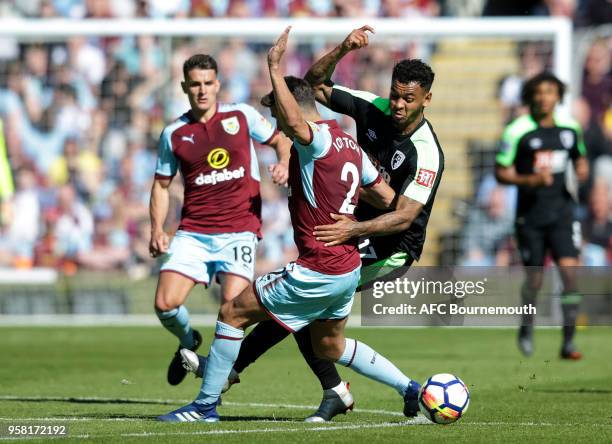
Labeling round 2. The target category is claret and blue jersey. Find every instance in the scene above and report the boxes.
[288,119,381,275]
[155,103,278,238]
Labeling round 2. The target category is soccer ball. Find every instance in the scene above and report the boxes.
[418,373,470,424]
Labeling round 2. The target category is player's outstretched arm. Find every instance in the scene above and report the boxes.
[268,27,311,144]
[305,25,374,107]
[314,195,422,247]
[149,177,171,257]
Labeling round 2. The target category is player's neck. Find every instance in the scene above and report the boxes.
[532,112,555,128]
[304,110,321,123]
[192,103,218,123]
[397,114,424,136]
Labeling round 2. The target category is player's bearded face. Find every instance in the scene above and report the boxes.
[182,68,220,113]
[531,81,559,117]
[389,81,431,129]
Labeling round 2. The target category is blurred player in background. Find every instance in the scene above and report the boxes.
[217,26,443,422]
[495,72,589,360]
[150,54,290,386]
[158,27,421,423]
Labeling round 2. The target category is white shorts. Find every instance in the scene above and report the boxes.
[254,262,360,332]
[160,230,258,286]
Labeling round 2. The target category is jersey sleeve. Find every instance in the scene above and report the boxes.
[401,141,443,205]
[329,84,390,128]
[237,103,277,144]
[570,124,587,159]
[155,128,178,178]
[495,125,520,167]
[293,121,332,159]
[360,150,381,187]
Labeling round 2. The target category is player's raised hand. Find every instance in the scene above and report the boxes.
[149,230,170,258]
[268,163,289,187]
[268,26,292,68]
[314,213,360,246]
[341,25,375,53]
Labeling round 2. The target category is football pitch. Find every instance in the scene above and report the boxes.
[1,326,611,443]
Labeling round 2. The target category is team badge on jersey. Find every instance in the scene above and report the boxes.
[221,117,240,135]
[529,138,543,149]
[415,168,436,188]
[391,150,406,170]
[560,130,574,149]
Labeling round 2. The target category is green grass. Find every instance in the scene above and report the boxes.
[1,326,611,443]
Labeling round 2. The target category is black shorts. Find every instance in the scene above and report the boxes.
[515,220,581,266]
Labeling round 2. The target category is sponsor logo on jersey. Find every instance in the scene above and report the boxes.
[529,138,542,149]
[534,150,568,173]
[415,168,436,188]
[194,166,245,186]
[367,128,377,141]
[221,116,240,135]
[560,130,574,149]
[207,147,230,169]
[181,133,195,144]
[391,150,406,170]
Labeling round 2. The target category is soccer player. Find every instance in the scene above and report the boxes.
[495,72,589,359]
[209,25,444,422]
[158,26,422,423]
[150,54,291,386]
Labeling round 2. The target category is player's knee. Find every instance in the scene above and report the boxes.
[313,337,343,361]
[154,295,178,313]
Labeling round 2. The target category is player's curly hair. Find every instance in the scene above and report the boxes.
[261,76,316,110]
[521,72,566,105]
[392,59,435,91]
[183,54,218,79]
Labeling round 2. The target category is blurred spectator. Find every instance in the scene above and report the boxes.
[460,175,516,266]
[575,0,612,27]
[581,38,611,127]
[482,0,540,15]
[582,179,612,265]
[0,167,40,268]
[0,118,14,229]
[573,96,610,203]
[382,0,439,17]
[51,184,94,269]
[532,0,577,19]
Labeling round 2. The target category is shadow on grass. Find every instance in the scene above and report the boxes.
[531,388,612,395]
[1,397,178,405]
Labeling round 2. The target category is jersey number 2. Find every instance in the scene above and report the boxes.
[339,162,359,214]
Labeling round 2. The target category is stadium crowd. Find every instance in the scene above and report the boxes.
[0,1,610,275]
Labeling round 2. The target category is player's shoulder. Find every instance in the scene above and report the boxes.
[553,112,582,132]
[410,119,442,153]
[219,102,259,116]
[162,112,191,136]
[503,114,538,138]
[332,84,390,116]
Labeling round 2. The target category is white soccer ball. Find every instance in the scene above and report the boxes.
[418,373,470,424]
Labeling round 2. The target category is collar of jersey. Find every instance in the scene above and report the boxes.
[186,103,220,124]
[314,119,338,129]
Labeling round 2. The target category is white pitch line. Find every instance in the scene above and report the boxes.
[122,421,417,438]
[0,396,404,418]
